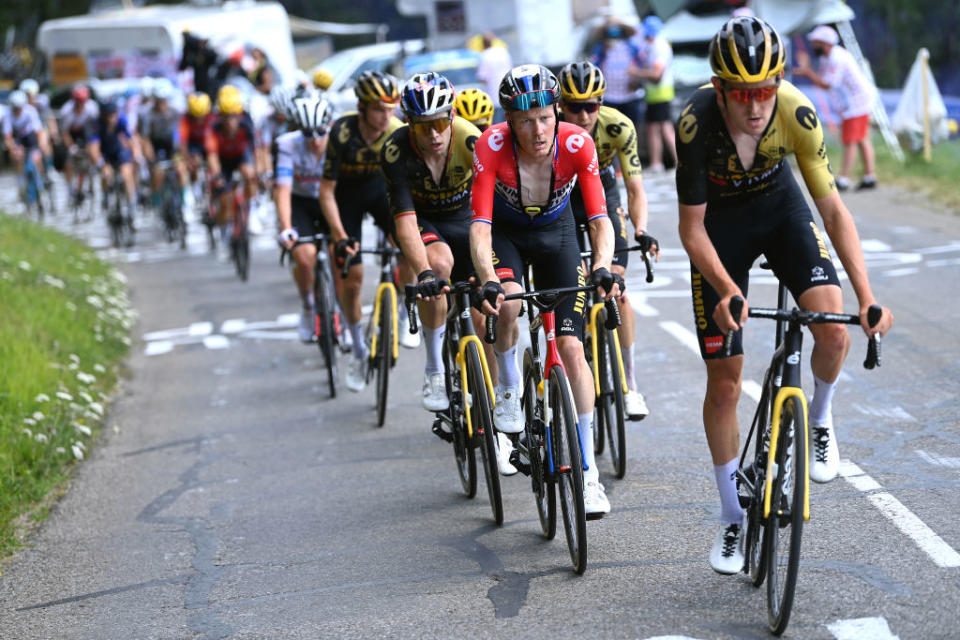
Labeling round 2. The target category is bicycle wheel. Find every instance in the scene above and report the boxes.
[444,337,476,498]
[550,365,587,574]
[523,349,555,539]
[236,225,250,282]
[374,292,391,427]
[467,341,503,526]
[765,395,806,635]
[315,266,337,398]
[603,327,627,479]
[745,372,774,587]
[587,329,606,456]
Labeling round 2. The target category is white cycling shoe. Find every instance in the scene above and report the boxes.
[398,313,421,349]
[421,372,449,412]
[810,413,840,483]
[625,390,649,421]
[496,432,518,476]
[298,308,315,344]
[345,356,368,392]
[583,480,611,518]
[493,386,524,434]
[710,517,746,575]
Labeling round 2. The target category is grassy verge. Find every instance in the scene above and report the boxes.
[0,212,133,558]
[825,132,960,213]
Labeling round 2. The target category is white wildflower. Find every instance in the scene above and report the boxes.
[80,273,92,283]
[121,336,132,346]
[110,269,127,284]
[69,354,80,363]
[66,301,78,312]
[23,417,36,426]
[68,362,79,370]
[43,275,66,289]
[78,391,93,403]
[56,447,66,454]
[1,272,11,280]
[35,433,49,443]
[86,295,104,309]
[87,402,104,417]
[18,260,31,271]
[35,393,50,403]
[22,428,33,437]
[32,411,44,421]
[93,364,106,373]
[76,441,86,451]
[77,372,96,385]
[71,444,84,460]
[56,391,74,402]
[74,422,92,436]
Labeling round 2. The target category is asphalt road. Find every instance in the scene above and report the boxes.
[0,171,958,639]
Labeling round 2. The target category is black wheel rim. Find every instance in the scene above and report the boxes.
[468,344,502,525]
[375,301,390,427]
[551,367,587,573]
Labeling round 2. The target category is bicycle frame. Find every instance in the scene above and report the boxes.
[368,236,400,363]
[587,302,629,397]
[448,286,496,439]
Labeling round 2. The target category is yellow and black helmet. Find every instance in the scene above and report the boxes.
[187,92,211,117]
[354,70,400,104]
[709,17,785,83]
[559,61,606,101]
[453,87,494,126]
[217,84,243,115]
[313,68,334,91]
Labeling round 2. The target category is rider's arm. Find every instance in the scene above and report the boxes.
[469,128,498,283]
[275,183,293,230]
[204,125,221,176]
[380,136,431,273]
[318,178,348,243]
[576,136,614,271]
[394,214,431,274]
[624,175,649,237]
[470,220,497,284]
[679,202,743,330]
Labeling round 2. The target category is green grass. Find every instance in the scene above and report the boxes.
[0,212,132,557]
[825,132,960,213]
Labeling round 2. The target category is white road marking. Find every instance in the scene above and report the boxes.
[632,298,660,317]
[143,326,198,342]
[188,321,213,336]
[839,460,960,568]
[741,380,762,403]
[241,329,300,341]
[852,403,915,422]
[916,242,960,254]
[927,257,960,268]
[276,313,300,327]
[861,239,893,252]
[659,321,700,356]
[882,267,919,277]
[826,616,899,640]
[144,341,174,356]
[916,449,960,469]
[220,318,247,334]
[203,335,230,350]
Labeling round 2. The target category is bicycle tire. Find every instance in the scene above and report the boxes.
[604,327,627,479]
[444,337,477,498]
[523,349,555,539]
[467,341,503,526]
[375,293,391,427]
[587,330,606,456]
[746,370,774,587]
[765,395,805,635]
[315,265,337,398]
[550,365,587,574]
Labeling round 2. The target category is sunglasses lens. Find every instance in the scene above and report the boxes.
[567,102,599,114]
[727,86,778,103]
[510,89,556,111]
[412,118,451,135]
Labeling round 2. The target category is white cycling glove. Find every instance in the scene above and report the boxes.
[277,228,299,247]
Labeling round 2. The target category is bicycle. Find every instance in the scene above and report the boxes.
[728,277,882,635]
[104,170,134,248]
[404,280,503,525]
[68,147,97,223]
[157,159,187,249]
[491,282,607,574]
[281,233,343,398]
[227,180,251,282]
[21,151,48,219]
[579,241,655,479]
[343,231,400,427]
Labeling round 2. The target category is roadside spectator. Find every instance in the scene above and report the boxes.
[589,18,643,131]
[475,32,512,123]
[793,25,877,190]
[629,15,676,171]
[179,30,218,96]
[248,47,275,94]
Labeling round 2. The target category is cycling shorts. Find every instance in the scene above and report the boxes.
[490,208,587,342]
[220,151,253,182]
[151,137,175,162]
[187,142,207,159]
[103,147,133,168]
[15,132,40,152]
[335,180,394,267]
[291,193,329,238]
[418,215,473,283]
[690,172,841,360]
[571,185,629,268]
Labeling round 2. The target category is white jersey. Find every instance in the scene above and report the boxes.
[819,45,875,120]
[59,100,100,135]
[274,130,325,199]
[2,104,43,140]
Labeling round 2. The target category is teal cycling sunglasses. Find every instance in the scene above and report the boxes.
[509,89,557,111]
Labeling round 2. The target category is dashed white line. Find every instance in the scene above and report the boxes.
[144,341,174,356]
[632,299,660,317]
[916,449,960,469]
[203,335,230,350]
[839,460,960,568]
[741,380,763,403]
[658,321,700,355]
[827,616,899,640]
[882,267,919,277]
[188,321,213,336]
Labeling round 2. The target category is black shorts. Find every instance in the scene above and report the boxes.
[335,180,394,267]
[187,142,207,159]
[16,132,39,152]
[291,193,329,238]
[151,137,175,161]
[220,152,253,182]
[418,214,473,283]
[644,101,672,123]
[570,184,630,268]
[691,174,842,360]
[490,209,587,341]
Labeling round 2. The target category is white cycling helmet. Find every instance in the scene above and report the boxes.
[139,76,156,97]
[292,96,334,134]
[19,78,40,96]
[9,90,27,109]
[152,77,175,101]
[400,72,455,118]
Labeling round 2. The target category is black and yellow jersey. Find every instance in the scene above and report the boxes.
[323,112,404,184]
[586,105,643,189]
[675,80,836,208]
[381,116,481,222]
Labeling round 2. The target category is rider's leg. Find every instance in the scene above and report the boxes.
[341,262,366,358]
[558,334,600,478]
[419,242,453,376]
[493,281,522,389]
[292,243,318,306]
[704,355,746,525]
[797,284,849,424]
[240,163,257,202]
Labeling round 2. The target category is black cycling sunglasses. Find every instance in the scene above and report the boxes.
[301,128,329,138]
[564,102,600,114]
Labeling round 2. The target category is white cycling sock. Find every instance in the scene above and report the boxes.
[397,298,409,322]
[621,342,637,392]
[578,412,599,483]
[715,458,743,525]
[422,325,445,376]
[495,345,519,389]
[348,321,365,358]
[303,291,315,310]
[809,373,837,425]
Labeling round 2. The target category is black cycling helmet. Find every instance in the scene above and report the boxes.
[354,70,400,104]
[400,72,456,118]
[709,16,785,83]
[559,61,606,101]
[498,64,559,112]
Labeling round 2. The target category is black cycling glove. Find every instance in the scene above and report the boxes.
[635,230,659,254]
[481,280,504,310]
[591,267,625,297]
[416,270,448,298]
[334,237,358,265]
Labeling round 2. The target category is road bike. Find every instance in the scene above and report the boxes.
[157,159,186,249]
[104,171,134,248]
[404,280,503,525]
[728,274,882,635]
[227,181,251,282]
[282,234,344,398]
[68,146,97,223]
[492,282,603,574]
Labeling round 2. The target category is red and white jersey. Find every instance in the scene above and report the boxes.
[471,121,606,228]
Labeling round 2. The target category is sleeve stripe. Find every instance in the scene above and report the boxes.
[393,210,417,219]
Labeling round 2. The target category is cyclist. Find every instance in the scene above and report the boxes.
[453,87,495,132]
[470,64,621,516]
[559,60,659,421]
[139,80,186,207]
[274,96,335,343]
[319,70,416,392]
[3,90,47,198]
[675,17,894,574]
[58,85,100,206]
[89,101,138,228]
[19,79,56,177]
[180,92,213,188]
[205,84,258,253]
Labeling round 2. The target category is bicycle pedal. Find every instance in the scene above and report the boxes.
[431,420,454,443]
[508,450,531,476]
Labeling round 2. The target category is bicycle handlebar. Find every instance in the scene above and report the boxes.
[578,244,655,284]
[279,234,329,266]
[403,284,419,335]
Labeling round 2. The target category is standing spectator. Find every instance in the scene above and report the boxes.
[589,18,644,132]
[248,47,275,95]
[629,15,676,172]
[179,30,218,97]
[475,32,512,123]
[793,25,877,190]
